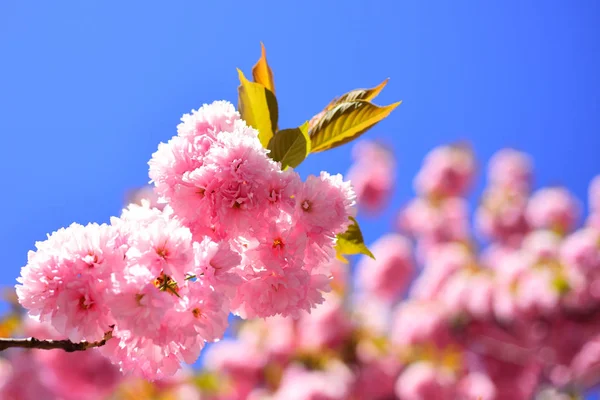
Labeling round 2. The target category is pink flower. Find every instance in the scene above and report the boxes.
[492,250,534,322]
[353,356,402,400]
[476,186,530,245]
[149,135,204,201]
[177,100,240,140]
[174,281,229,342]
[16,223,124,342]
[411,243,473,301]
[232,268,330,319]
[570,336,600,387]
[263,167,302,218]
[272,362,354,400]
[395,362,456,400]
[399,198,470,252]
[391,302,453,349]
[479,244,513,270]
[35,348,122,400]
[0,351,56,400]
[108,264,176,336]
[295,172,356,237]
[249,220,307,273]
[526,187,580,234]
[192,238,242,295]
[204,339,267,399]
[457,373,496,400]
[298,293,353,350]
[347,140,396,214]
[414,144,475,199]
[514,269,561,317]
[487,148,533,192]
[560,228,600,276]
[123,214,194,283]
[440,271,495,319]
[357,233,414,301]
[522,230,562,264]
[101,326,191,380]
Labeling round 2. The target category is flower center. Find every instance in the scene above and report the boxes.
[135,293,145,305]
[78,296,93,310]
[272,238,284,249]
[156,246,170,259]
[301,200,311,212]
[192,307,202,318]
[153,272,179,296]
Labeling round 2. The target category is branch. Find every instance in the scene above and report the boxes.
[0,330,113,353]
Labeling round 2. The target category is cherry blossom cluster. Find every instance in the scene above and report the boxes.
[188,142,600,400]
[14,101,355,380]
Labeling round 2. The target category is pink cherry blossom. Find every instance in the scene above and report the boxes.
[399,197,470,256]
[391,301,453,349]
[353,355,402,400]
[272,362,354,400]
[560,228,600,276]
[411,243,473,301]
[16,222,124,342]
[487,148,533,192]
[295,172,356,237]
[476,186,530,245]
[347,140,396,213]
[395,362,456,400]
[414,144,475,199]
[192,238,242,295]
[526,187,580,234]
[457,372,497,400]
[357,233,414,301]
[297,293,352,350]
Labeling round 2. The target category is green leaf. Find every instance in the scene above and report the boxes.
[252,42,276,94]
[267,122,310,169]
[237,69,278,148]
[335,216,375,263]
[309,100,400,153]
[325,78,389,111]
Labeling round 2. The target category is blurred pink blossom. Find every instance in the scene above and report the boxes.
[526,187,580,234]
[347,140,396,214]
[487,148,533,193]
[476,186,530,245]
[357,233,415,301]
[395,362,456,400]
[414,144,476,199]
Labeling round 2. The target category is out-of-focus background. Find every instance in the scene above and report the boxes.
[1,1,599,398]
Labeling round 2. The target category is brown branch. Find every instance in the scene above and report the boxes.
[0,330,113,353]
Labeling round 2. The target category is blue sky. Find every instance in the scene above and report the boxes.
[1,0,599,392]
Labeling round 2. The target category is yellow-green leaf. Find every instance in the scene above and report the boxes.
[192,371,222,394]
[252,42,276,94]
[335,216,374,263]
[309,100,400,153]
[552,274,571,295]
[325,78,389,111]
[267,122,310,169]
[237,69,278,148]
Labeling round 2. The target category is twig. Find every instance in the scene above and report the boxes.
[0,330,113,353]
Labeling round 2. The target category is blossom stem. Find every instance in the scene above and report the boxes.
[0,330,113,353]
